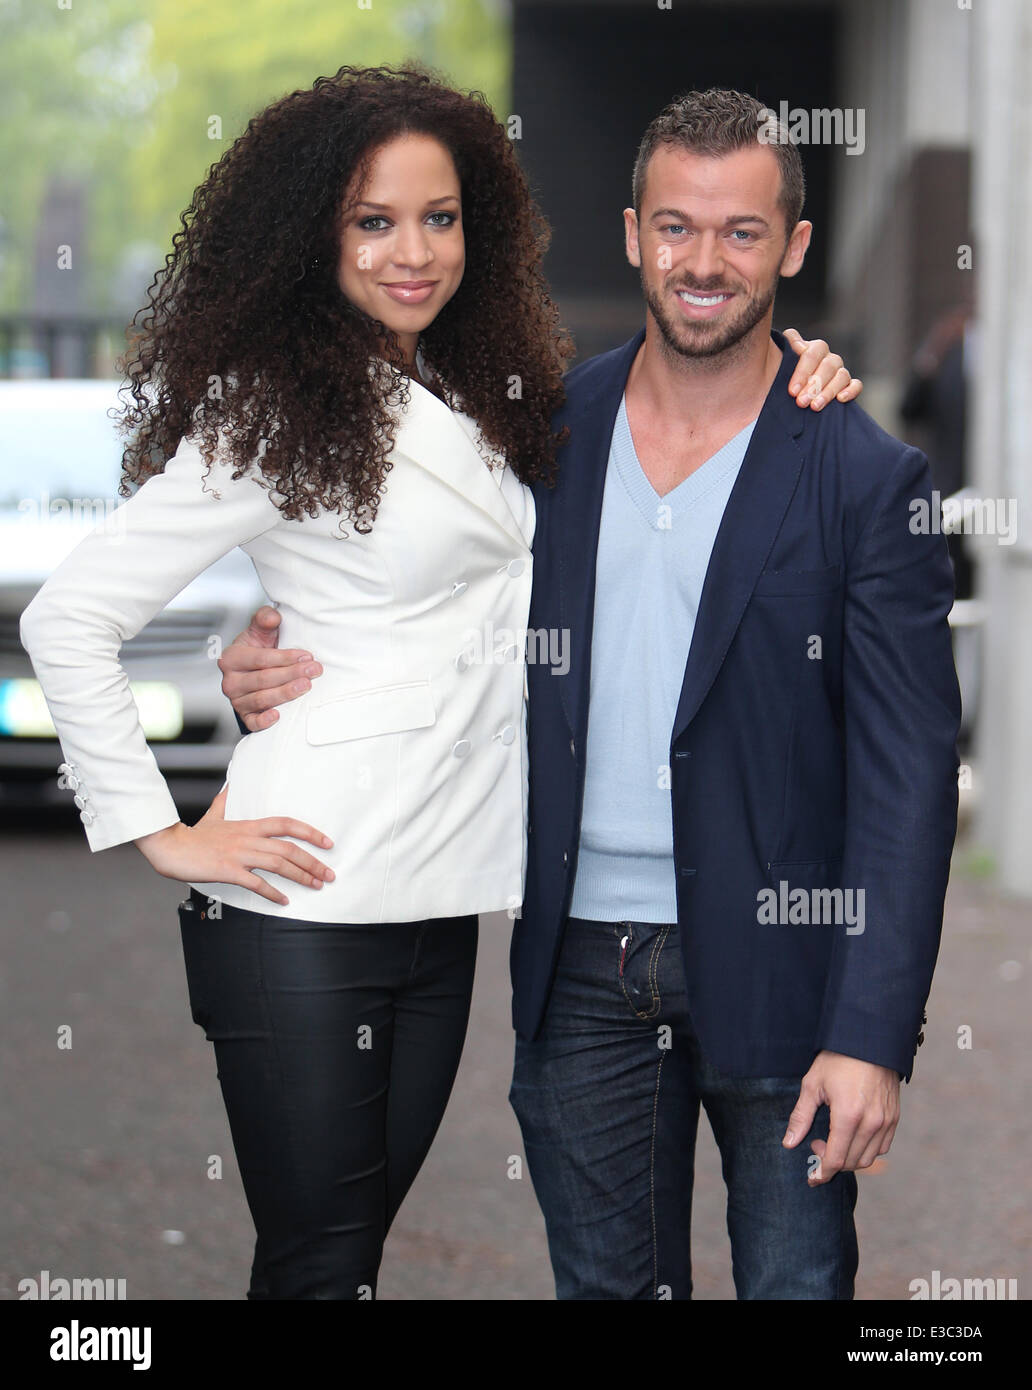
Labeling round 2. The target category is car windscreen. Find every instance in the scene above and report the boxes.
[0,384,124,511]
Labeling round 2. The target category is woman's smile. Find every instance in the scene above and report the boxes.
[380,279,439,304]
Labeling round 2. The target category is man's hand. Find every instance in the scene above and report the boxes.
[218,605,323,732]
[782,327,863,409]
[782,1050,901,1185]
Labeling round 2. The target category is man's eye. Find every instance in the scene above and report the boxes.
[730,229,755,242]
[661,224,686,236]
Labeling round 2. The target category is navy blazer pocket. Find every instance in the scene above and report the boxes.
[753,563,842,597]
[766,857,843,888]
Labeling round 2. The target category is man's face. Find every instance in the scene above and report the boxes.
[625,143,811,360]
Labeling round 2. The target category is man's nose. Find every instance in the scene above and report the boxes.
[684,232,725,283]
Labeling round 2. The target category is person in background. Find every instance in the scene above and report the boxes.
[900,301,976,600]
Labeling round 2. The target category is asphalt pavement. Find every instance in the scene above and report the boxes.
[1,802,1028,1300]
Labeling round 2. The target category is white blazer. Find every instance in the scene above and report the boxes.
[19,376,536,923]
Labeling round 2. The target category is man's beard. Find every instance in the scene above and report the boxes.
[642,266,780,362]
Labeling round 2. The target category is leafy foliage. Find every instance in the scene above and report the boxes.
[1,0,510,319]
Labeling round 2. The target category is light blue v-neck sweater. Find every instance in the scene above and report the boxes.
[568,393,757,923]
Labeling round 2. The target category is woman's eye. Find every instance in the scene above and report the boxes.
[360,216,390,231]
[427,211,457,226]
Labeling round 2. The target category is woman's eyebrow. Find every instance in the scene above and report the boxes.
[355,194,460,211]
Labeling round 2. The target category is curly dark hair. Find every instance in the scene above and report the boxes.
[117,64,574,530]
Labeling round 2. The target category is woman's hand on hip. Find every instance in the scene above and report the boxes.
[134,786,335,906]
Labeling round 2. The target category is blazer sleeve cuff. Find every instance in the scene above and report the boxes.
[815,1012,918,1084]
[81,789,183,853]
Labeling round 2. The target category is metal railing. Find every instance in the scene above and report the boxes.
[0,316,129,380]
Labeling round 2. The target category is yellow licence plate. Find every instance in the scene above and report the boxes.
[0,679,184,740]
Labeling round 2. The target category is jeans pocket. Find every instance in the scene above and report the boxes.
[178,896,213,1031]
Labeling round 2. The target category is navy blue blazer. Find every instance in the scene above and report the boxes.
[513,328,962,1082]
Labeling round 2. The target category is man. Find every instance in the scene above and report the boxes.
[218,89,960,1299]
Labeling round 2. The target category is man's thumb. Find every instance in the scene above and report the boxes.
[783,1086,818,1147]
[246,605,282,648]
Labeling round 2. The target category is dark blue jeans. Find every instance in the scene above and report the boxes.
[509,917,859,1300]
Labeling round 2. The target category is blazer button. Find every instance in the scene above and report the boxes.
[493,725,516,745]
[451,581,468,597]
[80,809,95,826]
[452,739,472,759]
[64,775,80,791]
[499,558,525,577]
[73,793,89,810]
[454,651,472,673]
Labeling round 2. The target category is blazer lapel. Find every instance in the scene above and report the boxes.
[389,376,531,552]
[670,331,806,742]
[555,330,645,740]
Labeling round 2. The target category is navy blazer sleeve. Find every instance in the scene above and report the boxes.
[815,444,961,1080]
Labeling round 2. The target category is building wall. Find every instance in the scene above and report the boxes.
[970,0,1032,895]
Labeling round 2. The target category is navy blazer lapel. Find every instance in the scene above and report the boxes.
[556,329,644,739]
[670,331,807,743]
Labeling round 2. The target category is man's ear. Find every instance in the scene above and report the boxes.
[623,208,642,268]
[779,219,813,280]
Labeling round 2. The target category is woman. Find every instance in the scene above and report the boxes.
[19,64,860,1299]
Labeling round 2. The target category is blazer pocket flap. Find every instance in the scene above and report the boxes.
[766,857,844,888]
[753,563,842,596]
[306,680,436,746]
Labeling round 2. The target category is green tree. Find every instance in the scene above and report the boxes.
[0,0,152,313]
[128,0,511,303]
[1,0,511,321]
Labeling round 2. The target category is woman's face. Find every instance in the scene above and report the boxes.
[337,133,465,365]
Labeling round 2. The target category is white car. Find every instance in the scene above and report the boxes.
[0,380,266,808]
